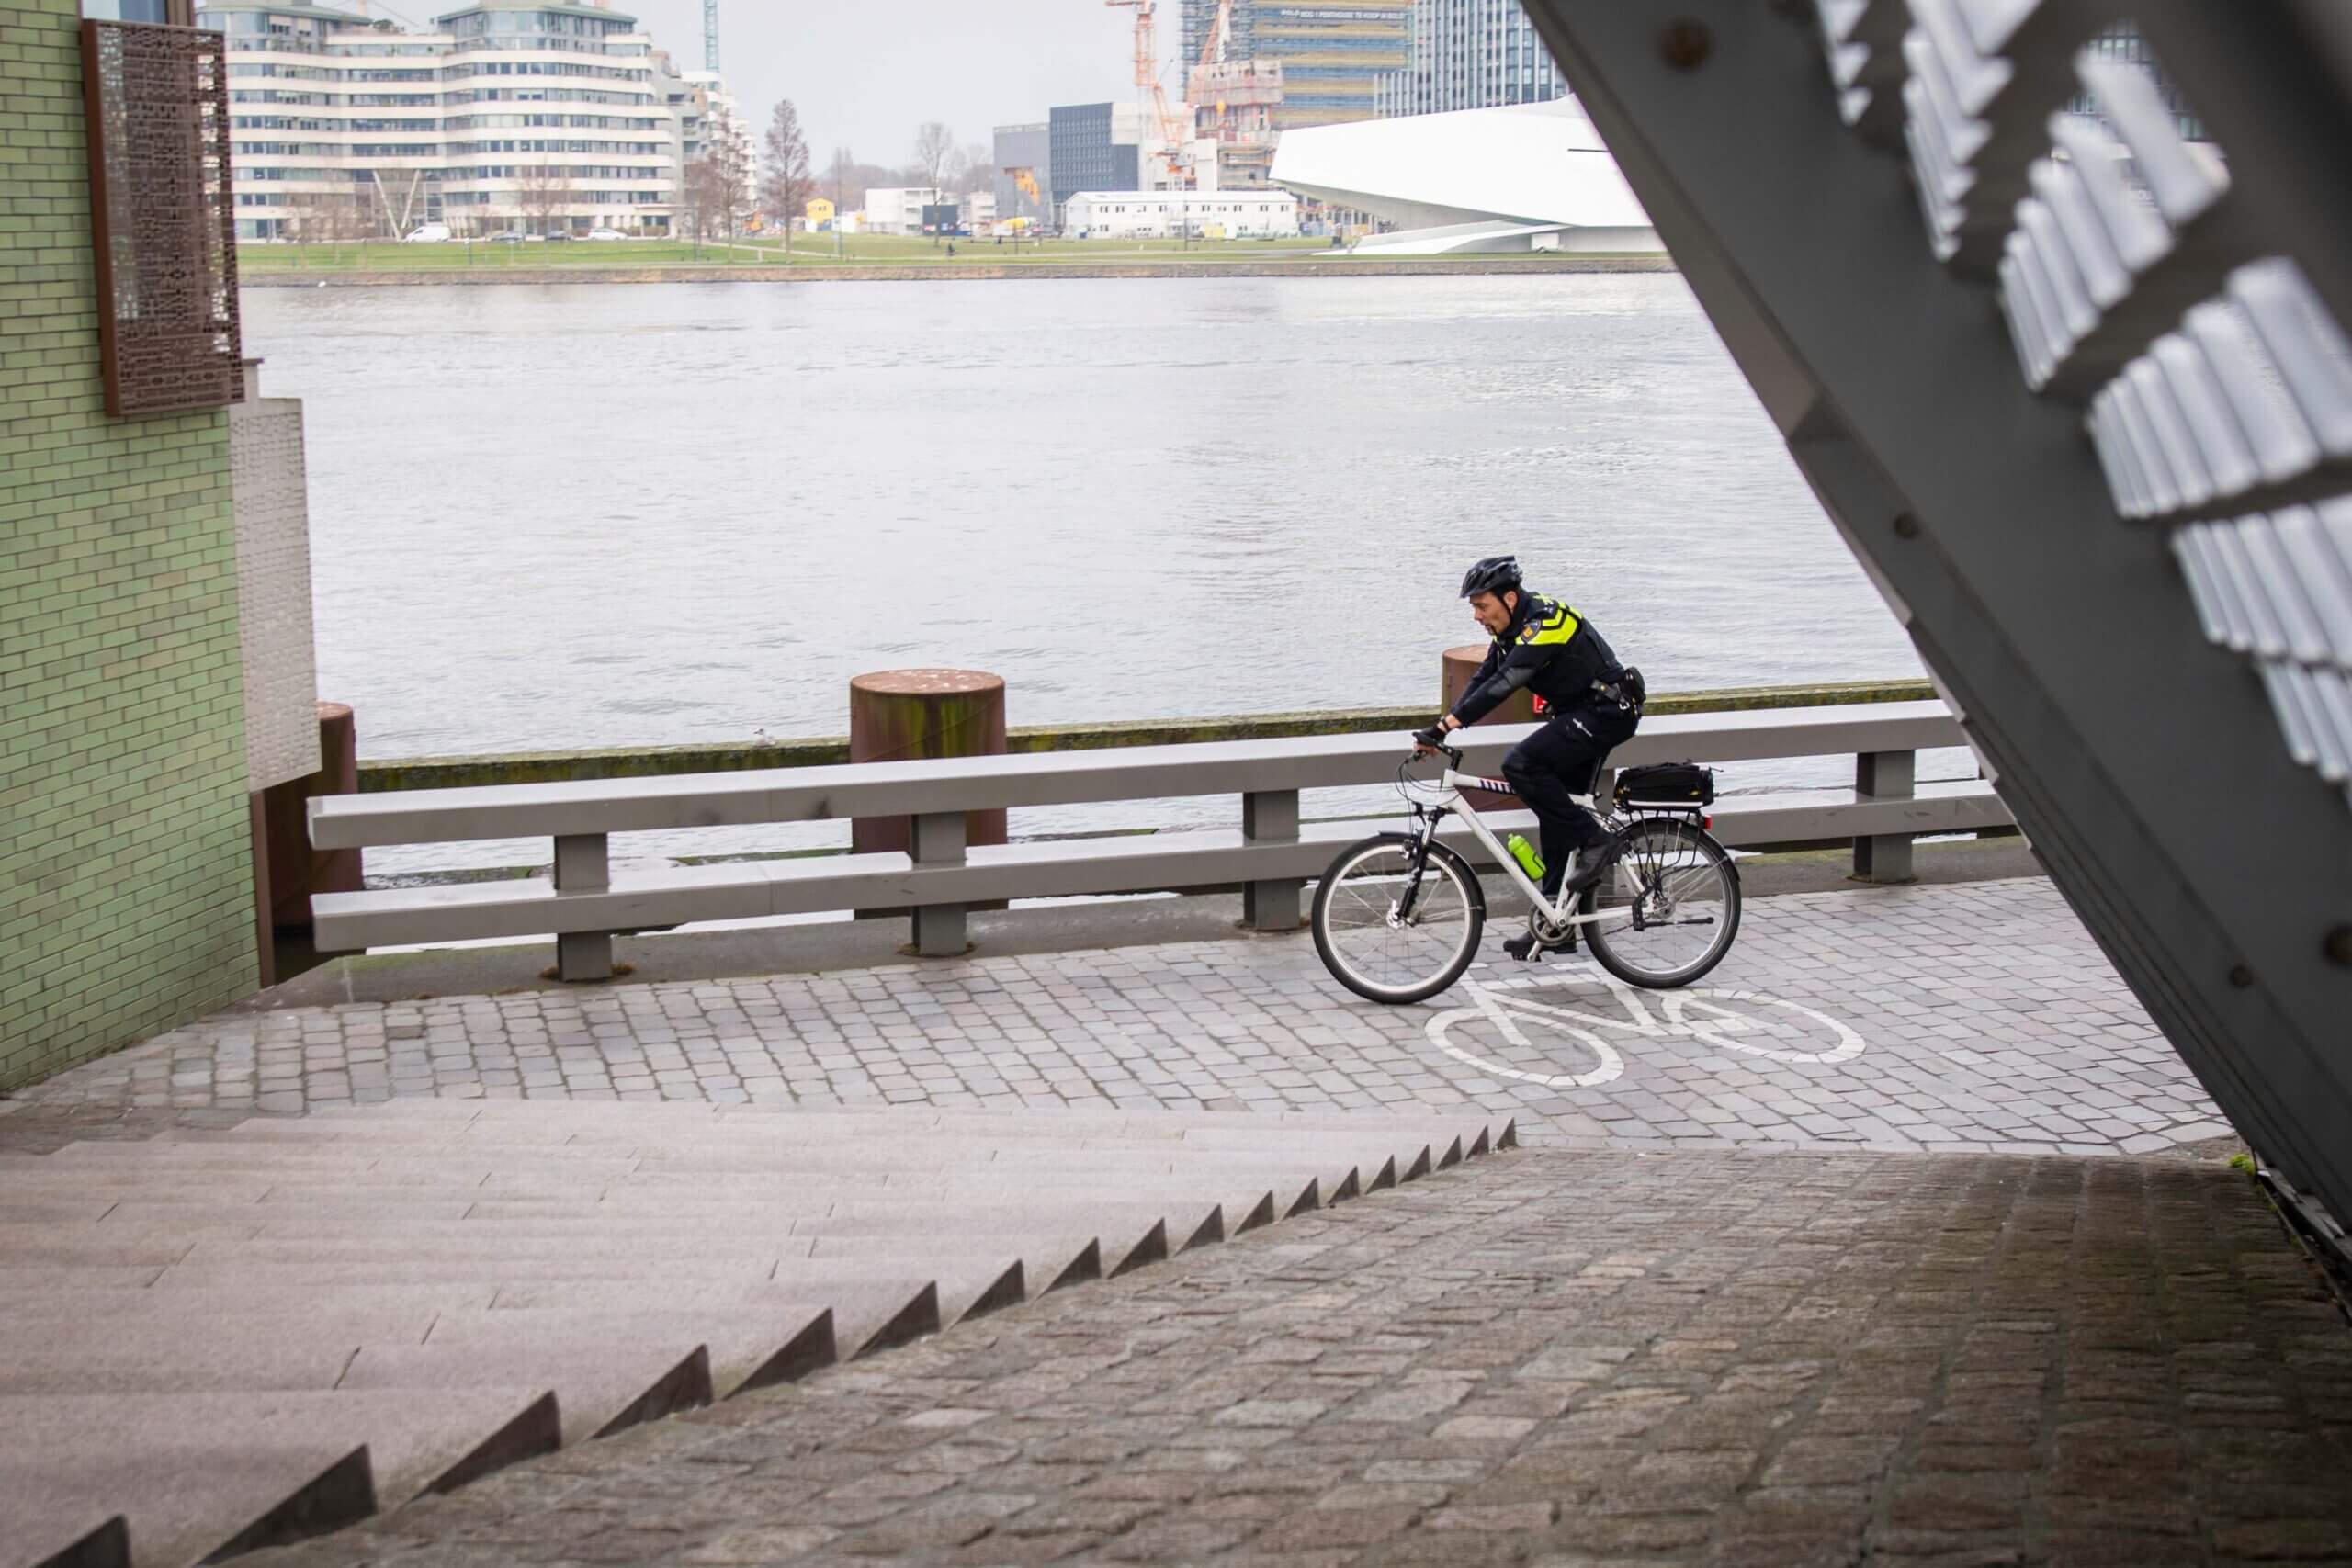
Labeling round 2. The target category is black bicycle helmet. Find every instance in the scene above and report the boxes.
[1459,555,1522,599]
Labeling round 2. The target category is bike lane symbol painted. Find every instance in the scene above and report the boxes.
[1424,972,1866,1089]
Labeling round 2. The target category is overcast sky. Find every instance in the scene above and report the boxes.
[614,1,1154,164]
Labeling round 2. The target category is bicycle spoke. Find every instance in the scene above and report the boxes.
[1315,840,1479,1000]
[1582,818,1739,987]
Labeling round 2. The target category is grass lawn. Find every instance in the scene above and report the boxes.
[235,233,1337,273]
[733,232,1330,265]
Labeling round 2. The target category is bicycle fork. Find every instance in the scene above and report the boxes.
[1391,810,1444,927]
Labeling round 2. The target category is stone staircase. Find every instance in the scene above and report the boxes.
[0,1101,1513,1568]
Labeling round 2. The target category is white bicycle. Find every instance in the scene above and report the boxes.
[1312,740,1743,1003]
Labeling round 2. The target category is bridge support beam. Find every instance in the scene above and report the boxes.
[1520,0,2352,1235]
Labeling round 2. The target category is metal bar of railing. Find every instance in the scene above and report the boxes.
[312,705,2008,962]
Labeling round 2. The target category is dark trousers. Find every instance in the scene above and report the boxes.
[1501,703,1640,890]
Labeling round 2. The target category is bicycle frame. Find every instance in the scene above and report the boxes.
[1412,768,1624,928]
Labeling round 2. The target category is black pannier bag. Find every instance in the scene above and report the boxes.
[1613,761,1715,809]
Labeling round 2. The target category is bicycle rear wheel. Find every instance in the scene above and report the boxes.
[1582,817,1741,988]
[1313,834,1486,1004]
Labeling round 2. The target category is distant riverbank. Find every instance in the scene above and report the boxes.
[241,254,1678,288]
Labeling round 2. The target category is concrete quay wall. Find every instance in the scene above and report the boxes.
[242,255,1679,288]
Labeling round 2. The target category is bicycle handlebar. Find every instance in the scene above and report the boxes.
[1408,732,1464,768]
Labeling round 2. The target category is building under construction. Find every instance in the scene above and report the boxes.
[1188,59,1283,189]
[1218,0,1412,130]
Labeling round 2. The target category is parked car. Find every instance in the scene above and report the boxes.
[585,228,629,242]
[400,223,452,243]
[543,231,574,242]
[484,231,525,243]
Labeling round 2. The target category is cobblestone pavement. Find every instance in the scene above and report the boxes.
[22,879,2227,1156]
[239,1144,2352,1568]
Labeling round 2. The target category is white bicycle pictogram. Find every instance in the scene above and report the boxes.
[1425,970,1866,1088]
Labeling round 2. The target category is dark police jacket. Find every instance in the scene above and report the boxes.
[1449,592,1626,727]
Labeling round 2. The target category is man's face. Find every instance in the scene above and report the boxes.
[1469,590,1516,637]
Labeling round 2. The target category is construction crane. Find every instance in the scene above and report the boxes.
[1197,0,1233,68]
[703,0,719,73]
[1104,0,1193,187]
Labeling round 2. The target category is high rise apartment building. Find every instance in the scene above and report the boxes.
[199,0,746,239]
[1375,0,1569,118]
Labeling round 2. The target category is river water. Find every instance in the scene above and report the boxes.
[243,275,1938,877]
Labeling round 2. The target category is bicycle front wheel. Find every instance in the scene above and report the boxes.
[1313,834,1486,1004]
[1582,818,1741,988]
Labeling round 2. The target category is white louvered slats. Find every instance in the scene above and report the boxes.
[2233,260,2352,464]
[1811,0,2352,810]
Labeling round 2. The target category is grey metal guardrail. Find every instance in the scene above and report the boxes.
[310,701,2008,980]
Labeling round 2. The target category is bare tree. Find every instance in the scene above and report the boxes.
[761,98,814,261]
[911,120,954,243]
[681,154,725,248]
[953,142,991,196]
[829,144,855,209]
[517,158,572,238]
[291,188,368,264]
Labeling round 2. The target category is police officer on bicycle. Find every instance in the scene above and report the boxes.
[1414,555,1645,909]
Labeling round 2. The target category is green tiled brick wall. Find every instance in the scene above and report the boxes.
[1,0,258,1089]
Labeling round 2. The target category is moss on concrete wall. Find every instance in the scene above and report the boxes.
[359,680,1937,793]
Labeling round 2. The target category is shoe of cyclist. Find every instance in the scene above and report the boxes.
[1557,839,1618,897]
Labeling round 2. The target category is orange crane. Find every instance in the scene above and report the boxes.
[1104,0,1193,186]
[1198,0,1234,67]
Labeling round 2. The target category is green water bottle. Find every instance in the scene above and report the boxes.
[1506,833,1546,882]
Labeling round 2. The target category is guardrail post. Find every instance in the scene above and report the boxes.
[552,832,613,981]
[1241,788,1302,931]
[1853,750,1917,884]
[910,809,969,957]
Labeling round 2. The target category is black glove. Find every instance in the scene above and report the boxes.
[1412,724,1448,750]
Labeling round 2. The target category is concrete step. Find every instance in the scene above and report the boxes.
[13,1512,124,1568]
[148,1255,786,1288]
[141,1252,1028,1331]
[0,1388,555,1568]
[419,1303,835,1400]
[0,1285,500,1318]
[0,1167,1333,1213]
[34,1141,1363,1173]
[174,1235,815,1268]
[0,1306,442,1401]
[0,1306,427,1396]
[244,1106,1487,1136]
[32,1193,1242,1251]
[3,1103,1512,1565]
[339,1340,709,1445]
[484,1277,944,1360]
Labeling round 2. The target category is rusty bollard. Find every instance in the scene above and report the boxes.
[850,669,1009,948]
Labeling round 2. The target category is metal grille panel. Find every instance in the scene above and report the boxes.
[80,20,243,419]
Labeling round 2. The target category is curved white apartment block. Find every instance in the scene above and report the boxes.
[1271,98,1661,255]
